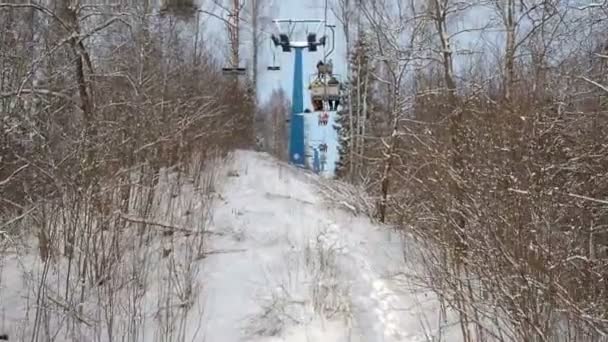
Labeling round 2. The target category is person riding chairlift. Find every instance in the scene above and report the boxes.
[313,60,339,111]
[316,59,333,78]
[312,99,323,111]
[316,60,325,79]
[318,59,333,76]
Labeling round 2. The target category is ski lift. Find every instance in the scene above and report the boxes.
[271,20,327,53]
[267,40,281,71]
[309,74,341,101]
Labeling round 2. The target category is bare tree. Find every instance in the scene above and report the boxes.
[258,88,290,160]
[490,0,561,101]
[0,1,255,340]
[335,0,608,340]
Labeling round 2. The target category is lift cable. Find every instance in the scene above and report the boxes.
[323,0,329,64]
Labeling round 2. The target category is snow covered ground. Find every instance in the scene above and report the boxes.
[201,151,461,341]
[0,150,461,341]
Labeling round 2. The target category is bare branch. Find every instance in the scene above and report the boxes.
[0,164,29,187]
[0,3,71,31]
[580,76,608,93]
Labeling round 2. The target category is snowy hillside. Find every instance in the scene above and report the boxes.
[0,151,460,342]
[185,151,462,341]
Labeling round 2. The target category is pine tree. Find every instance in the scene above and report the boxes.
[334,32,376,179]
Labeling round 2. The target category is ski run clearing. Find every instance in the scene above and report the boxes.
[0,150,462,341]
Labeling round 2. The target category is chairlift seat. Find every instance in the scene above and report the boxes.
[310,82,340,100]
[267,65,280,71]
[222,67,247,76]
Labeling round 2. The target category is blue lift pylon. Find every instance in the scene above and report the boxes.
[289,47,305,166]
[270,19,330,167]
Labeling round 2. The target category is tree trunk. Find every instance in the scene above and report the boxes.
[359,61,369,172]
[504,0,515,101]
[433,0,456,99]
[354,48,362,178]
[377,113,398,223]
[251,0,259,102]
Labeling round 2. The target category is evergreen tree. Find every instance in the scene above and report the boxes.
[333,87,350,178]
[334,32,376,179]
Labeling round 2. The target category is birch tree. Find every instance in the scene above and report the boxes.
[490,0,560,101]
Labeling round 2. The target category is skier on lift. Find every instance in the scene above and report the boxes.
[316,60,325,79]
[327,75,340,110]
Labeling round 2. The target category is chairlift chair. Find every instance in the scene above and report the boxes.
[267,41,281,71]
[222,67,247,76]
[309,74,341,101]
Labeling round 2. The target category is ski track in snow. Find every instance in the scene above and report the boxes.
[202,151,450,342]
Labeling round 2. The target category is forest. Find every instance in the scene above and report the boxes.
[333,0,608,340]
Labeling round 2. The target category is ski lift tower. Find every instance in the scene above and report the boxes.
[271,19,328,167]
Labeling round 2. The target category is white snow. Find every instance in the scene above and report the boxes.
[0,150,461,341]
[200,151,461,341]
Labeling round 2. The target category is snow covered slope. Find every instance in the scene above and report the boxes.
[201,150,460,341]
[0,150,460,342]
